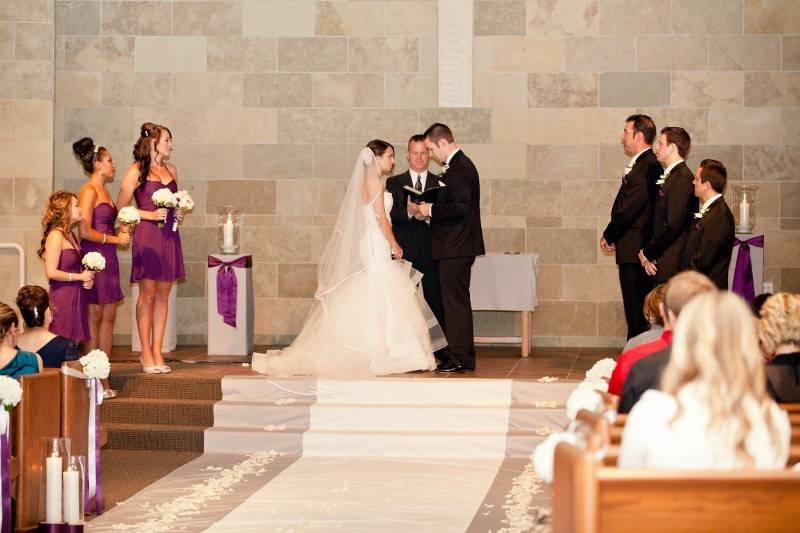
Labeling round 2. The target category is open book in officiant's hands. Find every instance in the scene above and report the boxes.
[403,185,442,204]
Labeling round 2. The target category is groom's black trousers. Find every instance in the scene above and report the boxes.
[438,256,476,369]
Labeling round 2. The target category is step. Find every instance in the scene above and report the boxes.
[105,422,206,452]
[109,375,222,401]
[102,398,216,426]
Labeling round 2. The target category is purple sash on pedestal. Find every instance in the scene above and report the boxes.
[731,235,764,305]
[208,256,251,328]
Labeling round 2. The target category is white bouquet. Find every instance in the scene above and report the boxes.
[151,188,177,228]
[79,349,110,380]
[172,190,194,231]
[585,358,616,381]
[566,384,604,420]
[0,375,22,409]
[81,251,106,272]
[533,431,579,484]
[116,206,141,228]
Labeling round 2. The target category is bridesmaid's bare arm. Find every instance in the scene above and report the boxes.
[43,231,92,282]
[78,184,126,245]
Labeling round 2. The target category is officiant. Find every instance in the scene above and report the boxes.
[386,134,446,333]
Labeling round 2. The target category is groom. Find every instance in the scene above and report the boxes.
[410,123,485,373]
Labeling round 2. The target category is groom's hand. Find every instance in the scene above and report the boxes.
[407,197,418,217]
[418,202,432,218]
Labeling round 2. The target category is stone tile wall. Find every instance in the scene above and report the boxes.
[40,0,800,347]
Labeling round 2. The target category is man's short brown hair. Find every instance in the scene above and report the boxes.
[660,126,691,159]
[423,123,454,144]
[407,134,425,149]
[699,158,727,194]
[663,271,716,317]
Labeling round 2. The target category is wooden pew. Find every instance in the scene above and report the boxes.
[12,369,61,532]
[554,441,800,533]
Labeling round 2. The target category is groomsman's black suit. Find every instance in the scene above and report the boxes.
[430,150,485,370]
[602,148,662,339]
[386,170,445,329]
[679,196,735,289]
[642,161,698,284]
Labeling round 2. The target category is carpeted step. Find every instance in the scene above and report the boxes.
[105,422,207,452]
[103,398,216,426]
[109,374,222,400]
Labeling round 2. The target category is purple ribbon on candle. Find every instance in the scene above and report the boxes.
[1,413,10,533]
[208,256,251,328]
[731,235,764,305]
[85,379,104,515]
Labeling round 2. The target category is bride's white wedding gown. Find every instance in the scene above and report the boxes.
[252,189,445,377]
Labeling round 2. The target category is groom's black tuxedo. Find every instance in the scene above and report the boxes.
[386,170,445,328]
[679,196,735,289]
[430,150,485,370]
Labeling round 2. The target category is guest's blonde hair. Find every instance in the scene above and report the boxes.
[661,291,784,466]
[758,293,800,360]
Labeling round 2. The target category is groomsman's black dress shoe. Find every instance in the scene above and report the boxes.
[436,362,474,373]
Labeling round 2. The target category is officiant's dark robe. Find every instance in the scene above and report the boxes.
[679,196,735,289]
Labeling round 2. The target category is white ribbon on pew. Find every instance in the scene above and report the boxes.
[0,407,9,533]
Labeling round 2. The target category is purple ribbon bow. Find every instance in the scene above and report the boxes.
[731,235,764,305]
[208,256,251,327]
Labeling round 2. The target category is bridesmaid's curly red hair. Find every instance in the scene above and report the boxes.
[38,191,77,259]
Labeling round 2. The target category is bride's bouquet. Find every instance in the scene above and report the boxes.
[151,188,177,229]
[172,190,194,231]
[116,206,141,229]
[81,251,106,272]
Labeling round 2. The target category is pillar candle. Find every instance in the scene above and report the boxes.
[62,468,80,524]
[45,455,62,523]
[223,219,235,251]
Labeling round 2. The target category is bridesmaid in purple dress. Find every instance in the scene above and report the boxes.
[117,123,185,374]
[39,191,94,345]
[75,138,131,398]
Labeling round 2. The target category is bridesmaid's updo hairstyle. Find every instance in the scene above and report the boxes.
[366,139,394,157]
[0,302,18,340]
[72,137,106,174]
[15,285,49,329]
[38,190,77,259]
[133,122,172,186]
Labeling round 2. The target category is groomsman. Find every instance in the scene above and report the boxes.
[385,134,446,331]
[601,115,662,339]
[638,127,698,284]
[410,123,485,373]
[679,159,735,289]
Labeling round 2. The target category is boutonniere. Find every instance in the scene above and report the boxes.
[694,206,709,219]
[656,171,669,187]
[441,164,449,175]
[623,164,634,176]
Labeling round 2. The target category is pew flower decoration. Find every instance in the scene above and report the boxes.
[585,358,616,381]
[0,376,22,411]
[116,206,141,228]
[533,431,579,484]
[566,379,608,420]
[151,189,177,229]
[80,349,110,380]
[172,190,194,232]
[82,251,106,272]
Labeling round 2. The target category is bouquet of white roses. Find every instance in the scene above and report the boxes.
[151,188,177,228]
[585,358,616,381]
[0,375,22,410]
[79,349,111,380]
[81,251,106,272]
[116,206,141,228]
[172,190,194,231]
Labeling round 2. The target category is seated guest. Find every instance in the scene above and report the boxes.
[679,159,735,289]
[622,284,666,353]
[617,271,716,412]
[758,293,800,403]
[0,302,42,378]
[619,291,790,469]
[15,285,79,368]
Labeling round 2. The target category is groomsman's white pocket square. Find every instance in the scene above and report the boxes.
[438,181,446,187]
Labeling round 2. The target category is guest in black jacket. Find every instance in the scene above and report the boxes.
[679,159,735,289]
[758,293,800,403]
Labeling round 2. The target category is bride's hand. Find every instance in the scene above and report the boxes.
[391,245,403,260]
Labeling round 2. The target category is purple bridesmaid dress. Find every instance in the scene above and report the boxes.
[49,246,90,343]
[81,203,124,305]
[130,180,185,282]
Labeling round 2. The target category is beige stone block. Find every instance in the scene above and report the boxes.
[745,72,800,107]
[781,268,800,293]
[0,23,11,60]
[242,1,314,37]
[314,73,384,108]
[276,180,314,217]
[490,37,563,72]
[7,100,51,140]
[277,37,347,72]
[347,109,420,145]
[255,297,313,336]
[565,36,634,71]
[385,1,437,36]
[56,1,100,35]
[385,72,437,108]
[419,35,437,73]
[0,60,52,99]
[55,71,101,107]
[562,264,621,301]
[204,108,278,145]
[483,228,526,253]
[244,144,313,180]
[670,0,742,34]
[315,1,384,36]
[781,183,800,218]
[528,73,597,108]
[173,227,215,262]
[349,38,418,72]
[526,0,598,36]
[597,301,626,337]
[475,1,526,36]
[599,72,670,107]
[64,107,134,144]
[784,36,800,71]
[64,36,134,71]
[244,226,312,262]
[780,231,800,268]
[206,180,275,215]
[708,108,782,145]
[277,263,317,298]
[208,37,277,72]
[783,109,800,145]
[533,301,597,336]
[481,215,527,229]
[277,109,349,144]
[13,178,50,215]
[709,35,781,71]
[743,145,800,182]
[599,0,669,34]
[135,36,206,72]
[0,178,12,215]
[745,0,800,33]
[314,144,365,179]
[475,73,527,108]
[101,1,171,35]
[252,262,277,297]
[494,108,618,145]
[492,180,560,216]
[420,108,492,144]
[527,227,597,264]
[537,264,561,300]
[687,145,743,182]
[671,71,743,108]
[131,106,205,144]
[0,0,52,22]
[243,73,312,107]
[461,144,527,180]
[172,72,243,107]
[562,180,619,216]
[646,108,709,144]
[313,179,350,215]
[14,22,52,61]
[173,1,241,36]
[176,144,243,181]
[100,72,171,107]
[636,36,708,71]
[528,145,598,181]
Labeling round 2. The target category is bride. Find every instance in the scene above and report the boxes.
[252,140,447,377]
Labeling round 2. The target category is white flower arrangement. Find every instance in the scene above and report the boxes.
[533,431,579,484]
[585,358,616,381]
[694,206,709,219]
[656,171,670,187]
[623,164,634,176]
[173,190,194,212]
[566,383,605,420]
[81,251,106,272]
[79,349,110,380]
[0,376,22,408]
[440,164,449,175]
[151,188,177,229]
[116,206,141,227]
